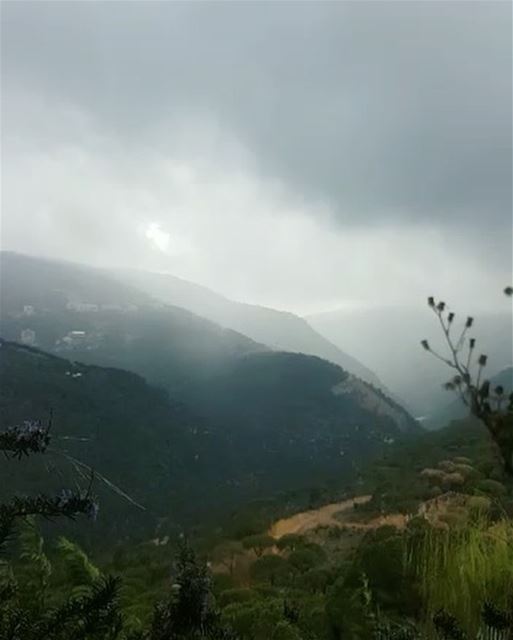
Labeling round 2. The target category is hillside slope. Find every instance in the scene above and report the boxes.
[185,351,419,494]
[0,253,414,435]
[0,252,266,395]
[0,341,417,544]
[0,253,419,526]
[114,268,385,390]
[0,339,224,538]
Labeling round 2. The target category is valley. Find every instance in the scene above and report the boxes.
[0,253,419,541]
[0,251,511,639]
[2,4,512,637]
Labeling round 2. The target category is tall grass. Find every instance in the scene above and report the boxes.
[405,516,513,634]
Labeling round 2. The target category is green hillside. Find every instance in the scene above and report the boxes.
[0,339,416,545]
[0,339,233,540]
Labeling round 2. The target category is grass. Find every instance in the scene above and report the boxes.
[406,515,513,634]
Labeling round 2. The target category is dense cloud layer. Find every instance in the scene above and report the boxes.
[1,1,511,313]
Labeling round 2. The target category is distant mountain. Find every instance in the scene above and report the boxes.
[113,268,386,391]
[0,252,266,395]
[0,251,151,311]
[308,304,513,417]
[0,252,419,527]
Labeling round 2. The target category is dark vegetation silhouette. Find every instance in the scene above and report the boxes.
[0,417,236,639]
[0,417,124,639]
[421,288,513,474]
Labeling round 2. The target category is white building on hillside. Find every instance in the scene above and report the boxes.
[66,302,99,312]
[20,328,36,346]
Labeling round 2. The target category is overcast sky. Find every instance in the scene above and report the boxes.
[1,1,511,315]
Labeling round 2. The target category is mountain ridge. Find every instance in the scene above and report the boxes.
[112,267,387,392]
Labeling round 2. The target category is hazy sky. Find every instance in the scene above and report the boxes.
[1,1,511,314]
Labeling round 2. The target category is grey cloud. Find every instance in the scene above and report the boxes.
[3,1,511,226]
[1,1,511,312]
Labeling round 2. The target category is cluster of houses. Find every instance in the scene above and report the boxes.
[19,327,102,352]
[19,300,139,316]
[20,328,37,346]
[65,301,139,313]
[55,330,103,352]
[18,297,129,351]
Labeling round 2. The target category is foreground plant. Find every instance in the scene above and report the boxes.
[421,290,513,474]
[0,416,124,640]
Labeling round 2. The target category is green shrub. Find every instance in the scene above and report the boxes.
[288,548,323,573]
[250,555,294,586]
[302,567,332,594]
[271,621,302,640]
[476,479,507,497]
[219,588,258,607]
[275,533,305,551]
[242,534,276,557]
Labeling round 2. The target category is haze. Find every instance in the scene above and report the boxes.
[1,1,512,315]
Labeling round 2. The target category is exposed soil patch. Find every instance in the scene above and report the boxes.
[268,495,372,538]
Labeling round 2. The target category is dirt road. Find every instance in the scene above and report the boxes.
[269,495,372,538]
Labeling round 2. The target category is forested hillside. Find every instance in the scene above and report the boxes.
[0,339,414,545]
[0,339,229,539]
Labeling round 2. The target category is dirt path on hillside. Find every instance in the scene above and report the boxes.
[269,495,372,538]
[211,496,411,576]
[210,493,460,576]
[346,512,409,531]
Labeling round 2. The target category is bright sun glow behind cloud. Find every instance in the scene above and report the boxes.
[145,223,170,253]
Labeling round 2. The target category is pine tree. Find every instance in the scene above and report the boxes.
[146,540,237,640]
[0,416,124,640]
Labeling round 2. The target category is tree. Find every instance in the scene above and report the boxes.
[249,555,293,586]
[288,548,324,573]
[146,540,236,640]
[275,534,305,552]
[241,534,275,558]
[421,293,513,474]
[0,416,124,639]
[210,541,243,577]
[15,516,52,612]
